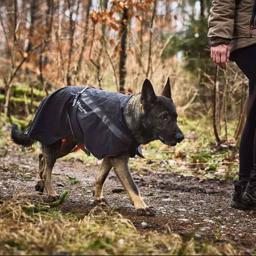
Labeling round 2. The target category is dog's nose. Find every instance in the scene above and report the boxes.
[176,132,184,143]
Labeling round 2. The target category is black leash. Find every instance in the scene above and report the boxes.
[212,65,221,144]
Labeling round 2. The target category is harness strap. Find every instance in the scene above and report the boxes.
[72,87,88,107]
[69,87,90,154]
[81,94,132,144]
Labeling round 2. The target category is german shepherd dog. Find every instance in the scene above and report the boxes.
[11,79,184,215]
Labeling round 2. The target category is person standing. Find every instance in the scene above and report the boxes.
[208,0,256,209]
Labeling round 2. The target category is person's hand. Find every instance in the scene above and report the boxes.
[210,44,230,69]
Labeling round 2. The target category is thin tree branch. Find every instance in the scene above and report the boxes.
[146,0,157,78]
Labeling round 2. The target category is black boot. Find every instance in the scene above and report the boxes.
[241,181,256,209]
[231,180,249,210]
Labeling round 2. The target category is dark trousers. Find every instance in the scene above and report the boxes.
[231,44,256,181]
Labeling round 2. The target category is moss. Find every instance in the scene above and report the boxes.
[9,115,31,129]
[12,84,46,98]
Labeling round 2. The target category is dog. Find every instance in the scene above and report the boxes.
[11,78,184,215]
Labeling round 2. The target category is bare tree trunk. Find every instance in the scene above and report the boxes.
[76,0,92,74]
[0,6,13,66]
[88,0,108,88]
[119,7,129,93]
[146,0,157,78]
[13,0,17,43]
[136,9,146,74]
[38,0,54,94]
[199,0,205,19]
[96,0,109,88]
[66,0,80,85]
[102,36,119,91]
[27,0,37,51]
[55,0,65,83]
[3,0,19,120]
[27,0,38,113]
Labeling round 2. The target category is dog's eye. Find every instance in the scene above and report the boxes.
[160,112,169,121]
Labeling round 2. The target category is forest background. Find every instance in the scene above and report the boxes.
[0,0,247,139]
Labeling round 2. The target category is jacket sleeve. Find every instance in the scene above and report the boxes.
[208,0,236,46]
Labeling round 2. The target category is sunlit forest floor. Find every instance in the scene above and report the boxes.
[0,117,256,255]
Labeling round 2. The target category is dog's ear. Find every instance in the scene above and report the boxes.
[162,78,172,99]
[141,79,157,108]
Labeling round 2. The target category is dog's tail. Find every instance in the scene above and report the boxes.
[11,124,35,147]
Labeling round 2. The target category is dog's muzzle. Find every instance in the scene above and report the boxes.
[175,132,184,143]
[159,132,184,146]
[159,136,177,146]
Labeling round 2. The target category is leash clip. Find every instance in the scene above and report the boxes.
[72,87,88,107]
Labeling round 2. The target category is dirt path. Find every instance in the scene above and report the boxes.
[0,144,256,254]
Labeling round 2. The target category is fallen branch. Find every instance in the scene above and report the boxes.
[22,190,69,214]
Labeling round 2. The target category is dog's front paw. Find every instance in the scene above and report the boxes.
[35,180,44,193]
[136,207,156,216]
[93,198,110,208]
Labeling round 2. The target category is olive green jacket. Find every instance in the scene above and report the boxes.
[208,0,256,52]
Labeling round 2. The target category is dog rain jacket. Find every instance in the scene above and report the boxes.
[27,86,140,159]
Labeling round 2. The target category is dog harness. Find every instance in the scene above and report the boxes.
[27,86,140,159]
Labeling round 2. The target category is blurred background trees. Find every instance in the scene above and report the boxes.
[0,0,248,144]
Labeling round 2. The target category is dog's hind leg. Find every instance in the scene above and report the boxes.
[41,142,60,197]
[110,155,155,215]
[35,153,46,193]
[35,138,77,194]
[94,157,112,204]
